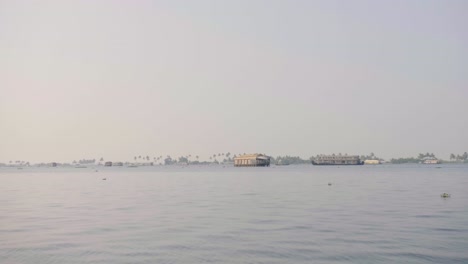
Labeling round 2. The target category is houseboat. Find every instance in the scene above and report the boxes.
[234,154,271,167]
[312,154,364,165]
[421,157,440,164]
[364,159,381,165]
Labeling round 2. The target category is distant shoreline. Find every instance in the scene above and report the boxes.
[1,152,467,167]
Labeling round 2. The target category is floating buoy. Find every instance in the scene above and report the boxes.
[328,182,332,186]
[440,193,450,198]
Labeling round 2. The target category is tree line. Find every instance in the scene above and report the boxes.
[3,151,468,166]
[449,152,468,162]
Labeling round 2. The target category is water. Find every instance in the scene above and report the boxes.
[1,164,468,263]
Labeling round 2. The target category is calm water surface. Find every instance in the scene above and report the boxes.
[1,164,468,263]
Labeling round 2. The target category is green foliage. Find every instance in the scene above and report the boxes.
[450,152,468,161]
[360,153,382,161]
[390,157,420,164]
[178,156,188,163]
[164,156,175,165]
[273,156,309,165]
[417,153,435,159]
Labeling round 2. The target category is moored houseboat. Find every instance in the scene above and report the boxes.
[364,159,381,165]
[312,154,363,165]
[234,154,271,167]
[421,157,440,164]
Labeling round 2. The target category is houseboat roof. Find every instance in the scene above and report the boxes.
[315,155,360,159]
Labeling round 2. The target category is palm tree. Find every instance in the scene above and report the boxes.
[450,154,455,160]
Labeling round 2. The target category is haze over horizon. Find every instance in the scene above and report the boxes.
[1,0,467,163]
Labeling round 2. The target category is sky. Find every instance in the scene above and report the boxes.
[1,0,467,163]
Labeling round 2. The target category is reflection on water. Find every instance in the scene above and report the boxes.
[1,164,468,263]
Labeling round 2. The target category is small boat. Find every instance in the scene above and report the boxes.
[421,157,441,164]
[102,178,107,180]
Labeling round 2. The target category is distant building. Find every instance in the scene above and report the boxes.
[364,159,381,165]
[234,154,271,167]
[104,161,112,166]
[113,162,123,166]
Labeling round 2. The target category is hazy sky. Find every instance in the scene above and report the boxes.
[1,0,467,163]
